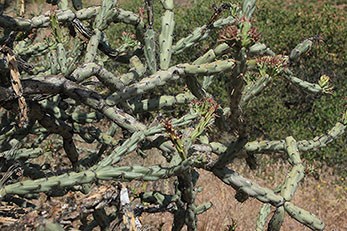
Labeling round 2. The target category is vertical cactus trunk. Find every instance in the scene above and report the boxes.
[159,0,175,70]
[85,29,102,63]
[144,28,158,74]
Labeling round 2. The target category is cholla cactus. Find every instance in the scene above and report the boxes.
[0,0,345,230]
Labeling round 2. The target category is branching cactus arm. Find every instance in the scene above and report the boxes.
[0,0,344,230]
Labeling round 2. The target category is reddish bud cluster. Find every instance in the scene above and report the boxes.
[192,97,219,115]
[161,119,182,140]
[256,55,288,69]
[218,25,239,46]
[248,27,261,43]
[206,97,219,112]
[218,17,260,47]
[121,31,136,39]
[138,7,145,21]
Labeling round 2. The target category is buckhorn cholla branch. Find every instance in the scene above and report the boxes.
[0,0,345,230]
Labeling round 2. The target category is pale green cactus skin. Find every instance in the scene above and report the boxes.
[85,29,102,63]
[159,0,175,70]
[290,38,313,62]
[0,0,344,230]
[56,43,68,74]
[15,41,49,57]
[129,92,195,113]
[173,16,236,54]
[94,0,117,31]
[245,121,346,153]
[37,220,65,231]
[70,62,126,90]
[178,59,236,75]
[48,51,59,75]
[243,0,257,19]
[0,159,194,197]
[256,203,271,231]
[194,202,213,215]
[105,59,235,106]
[283,69,324,93]
[0,148,43,160]
[284,202,325,230]
[144,28,158,74]
[281,164,305,200]
[241,73,272,106]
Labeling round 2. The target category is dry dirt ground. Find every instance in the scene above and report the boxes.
[138,155,347,231]
[0,151,346,230]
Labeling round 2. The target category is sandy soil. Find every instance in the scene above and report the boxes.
[139,157,347,231]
